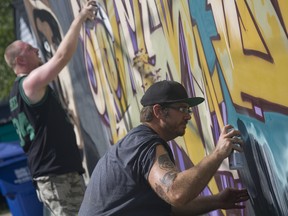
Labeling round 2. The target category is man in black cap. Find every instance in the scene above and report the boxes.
[79,80,249,216]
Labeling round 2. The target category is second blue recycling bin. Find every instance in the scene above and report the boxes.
[0,141,43,216]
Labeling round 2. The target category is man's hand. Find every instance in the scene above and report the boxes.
[215,188,250,209]
[214,125,244,160]
[171,187,250,216]
[81,1,99,22]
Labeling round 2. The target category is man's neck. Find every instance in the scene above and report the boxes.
[17,73,28,77]
[15,69,30,77]
[143,121,173,142]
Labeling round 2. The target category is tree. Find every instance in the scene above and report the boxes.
[0,1,16,101]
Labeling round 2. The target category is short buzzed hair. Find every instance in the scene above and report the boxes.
[4,40,23,69]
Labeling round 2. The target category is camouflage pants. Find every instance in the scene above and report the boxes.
[34,172,86,216]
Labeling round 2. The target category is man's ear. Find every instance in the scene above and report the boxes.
[15,56,25,65]
[153,104,167,119]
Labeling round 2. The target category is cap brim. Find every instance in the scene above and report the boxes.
[184,97,205,107]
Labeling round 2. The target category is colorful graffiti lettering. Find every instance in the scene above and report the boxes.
[17,0,288,215]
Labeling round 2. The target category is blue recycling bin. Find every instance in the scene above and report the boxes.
[0,141,43,216]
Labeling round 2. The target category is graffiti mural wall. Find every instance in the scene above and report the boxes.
[13,0,288,215]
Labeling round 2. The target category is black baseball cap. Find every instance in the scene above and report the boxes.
[140,80,204,107]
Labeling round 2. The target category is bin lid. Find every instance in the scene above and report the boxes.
[0,141,25,161]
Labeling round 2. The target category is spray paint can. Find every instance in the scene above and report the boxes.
[85,3,99,29]
[228,129,244,170]
[85,18,96,29]
[229,143,244,169]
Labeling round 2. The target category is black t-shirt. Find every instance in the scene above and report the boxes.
[9,76,84,178]
[79,124,174,216]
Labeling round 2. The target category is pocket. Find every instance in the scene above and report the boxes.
[36,178,57,202]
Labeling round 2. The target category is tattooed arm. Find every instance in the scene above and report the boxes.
[148,144,223,206]
[148,144,249,215]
